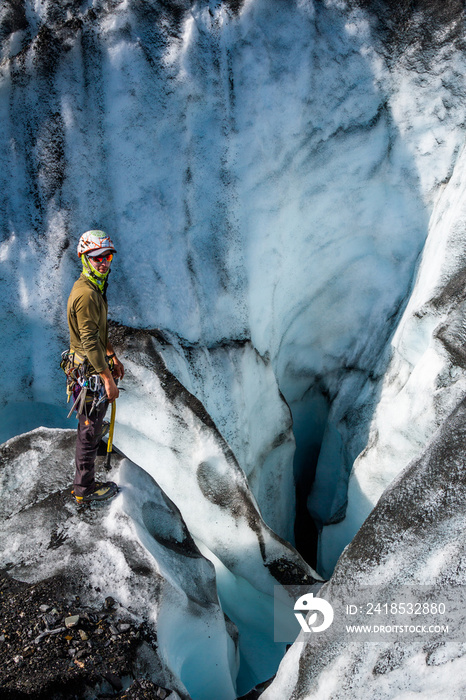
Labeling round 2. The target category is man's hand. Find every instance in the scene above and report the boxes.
[100,368,119,402]
[112,356,125,380]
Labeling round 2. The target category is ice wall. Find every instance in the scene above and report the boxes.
[320,138,466,574]
[315,3,466,575]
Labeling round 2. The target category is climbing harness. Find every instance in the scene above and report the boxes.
[60,350,109,418]
[60,350,80,403]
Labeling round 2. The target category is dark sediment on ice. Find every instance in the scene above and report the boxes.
[0,570,176,699]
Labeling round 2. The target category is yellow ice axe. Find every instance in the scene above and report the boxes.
[105,400,116,471]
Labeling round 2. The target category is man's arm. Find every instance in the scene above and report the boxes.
[99,366,119,403]
[101,343,124,403]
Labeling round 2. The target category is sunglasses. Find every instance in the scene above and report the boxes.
[91,253,113,263]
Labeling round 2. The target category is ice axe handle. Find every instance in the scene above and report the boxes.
[105,400,116,471]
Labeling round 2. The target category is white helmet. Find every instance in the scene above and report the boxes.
[77,230,117,258]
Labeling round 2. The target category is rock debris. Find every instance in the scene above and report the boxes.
[0,572,175,699]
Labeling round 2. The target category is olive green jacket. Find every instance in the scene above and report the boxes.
[67,274,108,374]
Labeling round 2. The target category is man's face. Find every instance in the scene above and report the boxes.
[88,252,113,274]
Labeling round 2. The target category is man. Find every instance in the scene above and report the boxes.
[66,230,125,504]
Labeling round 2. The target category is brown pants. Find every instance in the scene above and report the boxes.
[73,399,108,497]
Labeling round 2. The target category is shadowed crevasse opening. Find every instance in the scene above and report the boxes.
[292,390,330,569]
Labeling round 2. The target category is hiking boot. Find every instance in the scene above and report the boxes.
[72,481,118,504]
